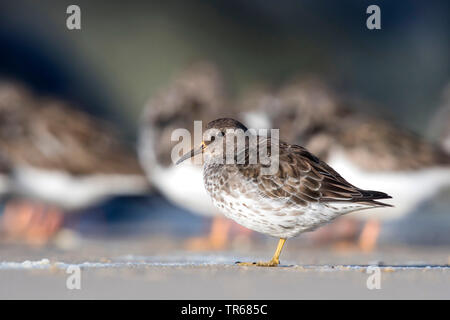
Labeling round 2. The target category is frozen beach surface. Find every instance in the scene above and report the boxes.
[0,236,449,299]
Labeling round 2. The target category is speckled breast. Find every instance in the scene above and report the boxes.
[203,162,314,238]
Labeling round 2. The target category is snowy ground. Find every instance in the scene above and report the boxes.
[1,236,449,299]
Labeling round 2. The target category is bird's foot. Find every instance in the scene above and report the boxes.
[236,238,286,267]
[235,258,280,267]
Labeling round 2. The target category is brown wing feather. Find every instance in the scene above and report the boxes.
[238,139,392,207]
[288,143,392,205]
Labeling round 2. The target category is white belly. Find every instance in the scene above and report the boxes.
[210,181,373,239]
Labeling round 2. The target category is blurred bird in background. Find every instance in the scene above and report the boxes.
[0,0,447,254]
[139,62,252,250]
[238,77,450,251]
[0,82,150,245]
[429,82,450,155]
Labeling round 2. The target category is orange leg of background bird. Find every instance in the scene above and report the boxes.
[185,216,232,251]
[309,217,361,245]
[358,219,381,252]
[305,217,362,252]
[1,200,64,246]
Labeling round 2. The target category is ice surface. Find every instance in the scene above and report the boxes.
[0,257,448,271]
[0,253,244,270]
[0,259,51,269]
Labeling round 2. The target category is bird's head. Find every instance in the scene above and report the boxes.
[176,118,248,165]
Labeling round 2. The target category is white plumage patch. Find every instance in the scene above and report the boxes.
[327,149,450,220]
[151,163,219,217]
[138,125,219,217]
[0,175,11,196]
[12,166,149,210]
[241,111,272,131]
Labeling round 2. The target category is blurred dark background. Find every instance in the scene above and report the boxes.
[0,0,449,246]
[1,0,448,134]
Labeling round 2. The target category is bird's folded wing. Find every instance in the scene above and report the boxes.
[241,142,391,206]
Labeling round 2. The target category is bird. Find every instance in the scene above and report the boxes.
[0,82,150,245]
[176,118,392,266]
[244,77,450,250]
[138,62,245,250]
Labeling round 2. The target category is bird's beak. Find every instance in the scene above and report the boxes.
[176,142,205,165]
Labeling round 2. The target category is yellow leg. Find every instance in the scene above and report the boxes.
[236,238,286,267]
